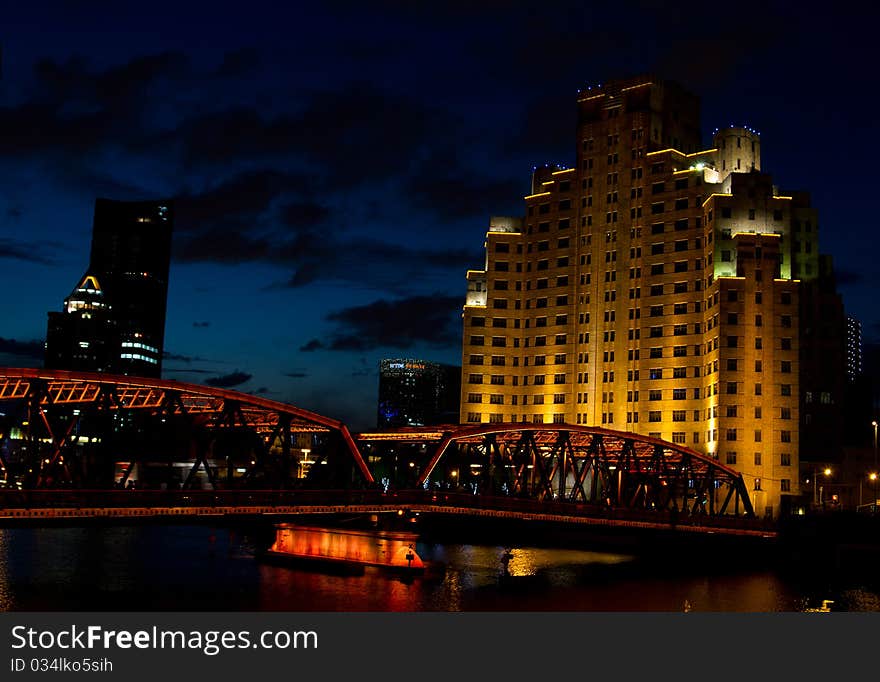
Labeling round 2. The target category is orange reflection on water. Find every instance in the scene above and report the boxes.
[269,524,424,568]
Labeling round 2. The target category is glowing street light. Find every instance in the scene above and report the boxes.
[812,467,832,508]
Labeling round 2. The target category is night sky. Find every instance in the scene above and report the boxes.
[0,1,876,431]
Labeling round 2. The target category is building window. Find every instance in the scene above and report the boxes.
[468,374,483,384]
[781,430,791,443]
[780,453,791,466]
[466,413,481,423]
[780,479,791,492]
[726,452,737,465]
[726,429,737,441]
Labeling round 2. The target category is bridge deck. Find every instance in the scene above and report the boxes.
[0,490,777,538]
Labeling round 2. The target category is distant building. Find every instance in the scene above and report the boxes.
[847,316,863,383]
[45,199,173,377]
[377,359,461,428]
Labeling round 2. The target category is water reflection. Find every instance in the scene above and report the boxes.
[0,526,876,612]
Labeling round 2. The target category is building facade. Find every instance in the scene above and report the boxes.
[45,198,173,378]
[458,76,844,518]
[378,359,461,428]
[847,316,863,383]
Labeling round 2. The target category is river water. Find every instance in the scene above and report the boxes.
[0,524,878,612]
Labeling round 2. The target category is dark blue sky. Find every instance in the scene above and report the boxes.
[0,1,876,430]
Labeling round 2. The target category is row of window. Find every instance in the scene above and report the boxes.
[467,374,567,385]
[466,413,567,424]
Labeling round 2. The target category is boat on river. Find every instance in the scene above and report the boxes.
[258,523,442,577]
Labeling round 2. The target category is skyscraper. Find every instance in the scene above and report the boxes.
[45,198,173,377]
[459,76,844,518]
[847,316,863,383]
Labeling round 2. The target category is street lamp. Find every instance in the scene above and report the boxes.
[873,420,878,470]
[859,471,878,508]
[871,472,878,511]
[812,467,832,508]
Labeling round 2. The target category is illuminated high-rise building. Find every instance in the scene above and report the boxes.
[459,76,845,518]
[847,316,863,383]
[378,359,460,428]
[45,198,174,377]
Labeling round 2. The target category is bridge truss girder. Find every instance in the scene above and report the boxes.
[357,424,754,518]
[0,368,372,490]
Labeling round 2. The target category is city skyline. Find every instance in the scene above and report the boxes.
[1,2,878,431]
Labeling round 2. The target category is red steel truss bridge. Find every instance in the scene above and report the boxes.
[0,368,767,537]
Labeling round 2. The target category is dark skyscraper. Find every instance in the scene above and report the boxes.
[45,198,173,377]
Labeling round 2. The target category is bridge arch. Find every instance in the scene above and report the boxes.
[359,423,754,518]
[0,367,372,489]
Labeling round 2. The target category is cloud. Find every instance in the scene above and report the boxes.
[275,238,481,293]
[0,337,44,359]
[0,52,189,161]
[283,371,309,378]
[192,321,211,328]
[299,340,324,352]
[405,150,524,220]
[279,201,330,229]
[173,170,479,291]
[300,293,462,352]
[835,269,863,287]
[215,48,261,78]
[0,238,58,265]
[162,351,213,363]
[176,83,452,188]
[204,371,252,388]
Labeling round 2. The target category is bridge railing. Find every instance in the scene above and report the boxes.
[0,488,774,532]
[0,489,388,510]
[386,490,773,532]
